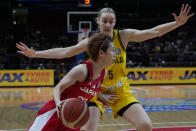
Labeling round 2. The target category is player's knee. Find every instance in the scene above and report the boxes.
[86,125,97,131]
[82,120,97,131]
[84,106,101,131]
[84,113,99,131]
[85,121,97,131]
[137,121,152,131]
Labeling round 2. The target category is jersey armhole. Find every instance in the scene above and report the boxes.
[117,30,126,51]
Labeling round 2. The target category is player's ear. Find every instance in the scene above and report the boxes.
[99,50,104,56]
[114,20,116,26]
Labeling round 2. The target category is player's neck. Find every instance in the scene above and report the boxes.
[109,31,113,38]
[91,61,104,80]
[101,30,113,37]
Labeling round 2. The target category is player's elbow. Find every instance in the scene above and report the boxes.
[56,52,70,59]
[150,29,161,37]
[152,28,164,37]
[157,32,164,37]
[56,55,66,59]
[134,39,145,42]
[134,31,160,42]
[55,48,72,59]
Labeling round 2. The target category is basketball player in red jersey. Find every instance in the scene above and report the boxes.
[28,33,115,131]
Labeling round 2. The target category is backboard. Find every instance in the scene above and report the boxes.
[67,11,98,34]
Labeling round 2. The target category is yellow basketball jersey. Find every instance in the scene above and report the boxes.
[101,29,128,93]
[90,30,138,118]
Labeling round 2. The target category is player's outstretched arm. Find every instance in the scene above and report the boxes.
[16,38,88,59]
[121,4,194,46]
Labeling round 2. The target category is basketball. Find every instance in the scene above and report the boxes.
[59,98,90,129]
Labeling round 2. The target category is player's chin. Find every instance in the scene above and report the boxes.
[103,30,111,35]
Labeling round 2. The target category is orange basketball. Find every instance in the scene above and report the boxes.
[59,98,90,129]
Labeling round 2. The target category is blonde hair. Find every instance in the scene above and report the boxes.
[97,8,116,18]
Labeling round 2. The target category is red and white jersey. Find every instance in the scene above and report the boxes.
[61,61,105,102]
[28,61,105,131]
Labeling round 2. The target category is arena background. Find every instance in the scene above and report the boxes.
[0,0,196,130]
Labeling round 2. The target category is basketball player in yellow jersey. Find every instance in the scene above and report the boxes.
[90,29,137,119]
[16,4,194,131]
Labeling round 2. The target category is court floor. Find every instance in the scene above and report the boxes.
[0,85,196,131]
[99,85,196,131]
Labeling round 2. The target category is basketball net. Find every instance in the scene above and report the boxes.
[78,28,90,42]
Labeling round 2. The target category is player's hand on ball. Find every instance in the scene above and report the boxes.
[56,99,67,118]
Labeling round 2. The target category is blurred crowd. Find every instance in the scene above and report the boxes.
[0,24,196,82]
[126,25,196,67]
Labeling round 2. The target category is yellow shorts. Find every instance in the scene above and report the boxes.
[90,83,138,118]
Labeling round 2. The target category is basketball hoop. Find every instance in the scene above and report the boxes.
[81,28,90,37]
[81,28,90,34]
[78,28,91,42]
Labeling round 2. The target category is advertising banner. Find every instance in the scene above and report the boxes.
[0,70,54,86]
[127,68,196,84]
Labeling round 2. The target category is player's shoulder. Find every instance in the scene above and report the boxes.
[70,63,88,77]
[75,63,88,72]
[114,29,128,36]
[118,28,138,41]
[119,28,138,34]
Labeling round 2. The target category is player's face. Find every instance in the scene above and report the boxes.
[102,42,116,66]
[98,12,116,36]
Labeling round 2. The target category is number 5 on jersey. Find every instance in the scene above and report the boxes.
[108,70,113,80]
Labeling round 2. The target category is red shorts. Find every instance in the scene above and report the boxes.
[28,100,80,131]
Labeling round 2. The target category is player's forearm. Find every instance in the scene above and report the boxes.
[34,48,71,59]
[153,21,181,37]
[53,86,61,105]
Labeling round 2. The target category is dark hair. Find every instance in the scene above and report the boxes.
[97,7,116,18]
[87,33,112,61]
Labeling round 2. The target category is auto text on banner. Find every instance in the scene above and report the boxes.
[127,67,196,85]
[0,70,54,86]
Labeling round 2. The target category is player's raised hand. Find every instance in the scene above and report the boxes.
[172,4,195,26]
[16,42,36,58]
